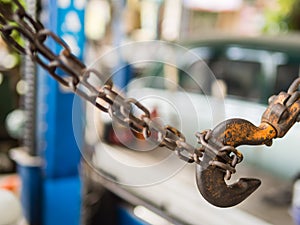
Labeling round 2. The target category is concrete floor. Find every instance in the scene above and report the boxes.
[1,143,297,225]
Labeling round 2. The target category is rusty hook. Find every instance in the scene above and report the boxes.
[196,118,277,207]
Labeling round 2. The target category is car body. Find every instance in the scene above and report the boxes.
[124,36,300,179]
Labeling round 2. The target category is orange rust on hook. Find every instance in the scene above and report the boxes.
[219,121,277,147]
[196,118,277,207]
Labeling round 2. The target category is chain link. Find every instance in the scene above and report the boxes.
[0,0,202,161]
[196,130,243,180]
[0,0,245,174]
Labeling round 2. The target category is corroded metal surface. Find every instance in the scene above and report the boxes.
[196,164,261,208]
[196,82,300,207]
[196,119,276,207]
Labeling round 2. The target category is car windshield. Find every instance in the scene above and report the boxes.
[275,64,300,93]
[136,44,300,105]
[209,60,262,101]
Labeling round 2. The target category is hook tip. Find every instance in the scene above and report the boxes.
[196,165,261,207]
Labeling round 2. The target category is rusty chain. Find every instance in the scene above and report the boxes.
[0,0,208,165]
[196,130,243,180]
[3,0,300,182]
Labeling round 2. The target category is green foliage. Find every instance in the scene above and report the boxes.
[0,0,26,66]
[2,0,25,6]
[263,0,296,33]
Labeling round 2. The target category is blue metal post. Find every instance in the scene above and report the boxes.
[38,0,85,178]
[35,0,85,224]
[111,0,132,90]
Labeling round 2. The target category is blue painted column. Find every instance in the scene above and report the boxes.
[111,0,132,90]
[38,0,85,178]
[36,0,86,224]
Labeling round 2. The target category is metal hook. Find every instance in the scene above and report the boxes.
[196,118,277,207]
[196,164,261,208]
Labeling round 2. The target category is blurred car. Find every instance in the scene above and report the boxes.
[123,36,300,179]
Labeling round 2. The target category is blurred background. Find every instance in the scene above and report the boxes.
[84,0,300,43]
[2,0,300,225]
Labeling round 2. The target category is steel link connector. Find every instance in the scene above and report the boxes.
[262,90,300,138]
[159,126,185,150]
[124,98,150,134]
[175,140,196,163]
[196,130,242,180]
[142,117,166,143]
